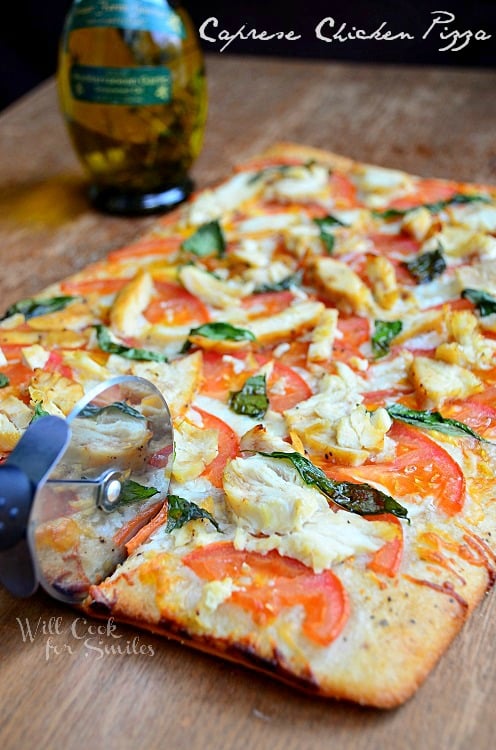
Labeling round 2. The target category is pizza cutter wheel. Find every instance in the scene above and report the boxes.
[0,376,174,603]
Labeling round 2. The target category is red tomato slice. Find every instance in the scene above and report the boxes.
[183,542,349,647]
[106,236,183,263]
[366,514,404,578]
[242,290,294,318]
[442,396,496,441]
[329,171,359,208]
[325,422,465,517]
[60,278,128,296]
[333,315,370,364]
[368,233,421,257]
[385,180,459,211]
[200,351,251,400]
[144,282,210,326]
[45,351,73,380]
[267,362,311,412]
[0,345,25,363]
[0,362,32,392]
[272,340,309,369]
[193,408,240,487]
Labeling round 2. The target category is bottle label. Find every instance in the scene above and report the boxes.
[68,0,185,37]
[70,64,172,105]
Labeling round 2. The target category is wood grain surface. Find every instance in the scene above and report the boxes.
[1,55,496,750]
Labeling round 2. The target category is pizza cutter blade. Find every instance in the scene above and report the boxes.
[0,375,174,604]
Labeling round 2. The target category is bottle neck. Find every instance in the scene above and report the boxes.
[68,1,184,38]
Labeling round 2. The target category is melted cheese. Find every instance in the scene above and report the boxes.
[223,454,387,573]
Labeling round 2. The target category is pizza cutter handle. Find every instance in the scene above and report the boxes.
[0,416,70,597]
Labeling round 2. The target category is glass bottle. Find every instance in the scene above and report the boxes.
[57,0,207,215]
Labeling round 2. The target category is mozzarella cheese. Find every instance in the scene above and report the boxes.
[223,454,387,573]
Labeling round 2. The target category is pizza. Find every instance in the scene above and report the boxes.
[2,142,496,708]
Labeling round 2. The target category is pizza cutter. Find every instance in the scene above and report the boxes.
[0,376,174,603]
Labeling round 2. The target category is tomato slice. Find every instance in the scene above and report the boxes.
[267,362,311,412]
[144,281,210,326]
[0,361,32,391]
[200,351,251,400]
[385,180,459,211]
[329,171,359,208]
[192,408,240,487]
[366,514,404,578]
[368,233,421,257]
[332,315,370,364]
[325,422,465,517]
[60,278,129,296]
[242,290,294,318]
[45,351,73,380]
[106,236,183,262]
[183,542,349,647]
[442,396,496,441]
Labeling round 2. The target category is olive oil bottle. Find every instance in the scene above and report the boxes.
[58,0,207,215]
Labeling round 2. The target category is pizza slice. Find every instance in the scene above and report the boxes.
[1,142,496,707]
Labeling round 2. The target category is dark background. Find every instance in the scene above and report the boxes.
[0,1,495,111]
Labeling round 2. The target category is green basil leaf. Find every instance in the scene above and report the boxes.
[313,215,346,253]
[258,451,409,521]
[181,221,226,258]
[229,374,269,419]
[30,402,50,423]
[79,400,145,420]
[95,325,167,363]
[386,403,484,441]
[373,193,491,219]
[461,288,496,317]
[1,295,79,322]
[165,494,221,533]
[182,321,255,352]
[118,479,159,506]
[254,271,302,294]
[0,373,9,388]
[403,247,446,284]
[247,164,295,185]
[372,320,403,358]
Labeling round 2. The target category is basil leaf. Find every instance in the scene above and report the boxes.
[314,215,346,253]
[95,325,167,363]
[461,288,496,317]
[386,403,484,441]
[403,247,446,284]
[79,400,144,420]
[165,494,221,533]
[373,193,491,219]
[118,479,159,506]
[372,320,403,358]
[0,373,9,388]
[1,295,79,322]
[258,451,409,521]
[229,374,269,419]
[182,322,255,352]
[30,402,50,423]
[247,164,295,185]
[254,271,302,294]
[181,221,226,258]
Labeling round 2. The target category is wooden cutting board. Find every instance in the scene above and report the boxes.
[1,54,496,750]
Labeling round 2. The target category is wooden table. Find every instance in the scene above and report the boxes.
[1,55,496,750]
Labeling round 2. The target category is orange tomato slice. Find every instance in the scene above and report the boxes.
[144,281,210,327]
[325,422,466,517]
[183,542,349,647]
[193,408,240,488]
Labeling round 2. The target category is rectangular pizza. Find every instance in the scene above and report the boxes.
[2,142,496,708]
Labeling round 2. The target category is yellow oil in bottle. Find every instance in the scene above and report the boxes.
[58,0,207,214]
